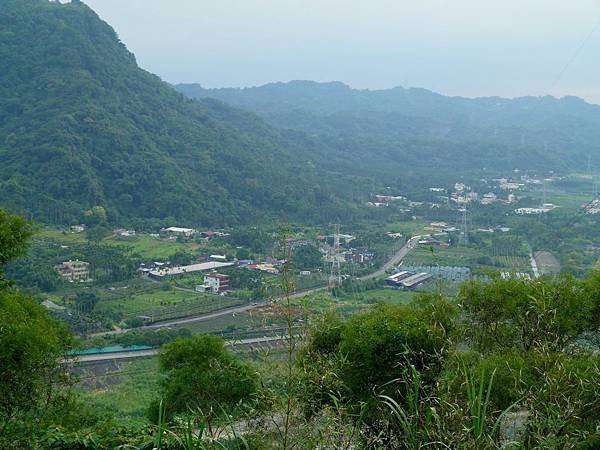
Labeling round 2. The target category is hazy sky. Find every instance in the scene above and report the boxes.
[83,0,600,103]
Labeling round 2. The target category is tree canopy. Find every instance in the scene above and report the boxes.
[150,335,259,421]
[0,0,356,227]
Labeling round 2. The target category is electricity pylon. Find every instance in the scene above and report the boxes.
[328,223,342,288]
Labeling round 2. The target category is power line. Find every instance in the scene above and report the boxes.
[544,19,600,98]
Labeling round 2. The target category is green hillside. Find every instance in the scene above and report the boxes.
[0,0,356,227]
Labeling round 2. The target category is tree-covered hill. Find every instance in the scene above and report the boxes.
[0,0,358,227]
[177,80,600,174]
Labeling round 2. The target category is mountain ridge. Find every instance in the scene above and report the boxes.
[0,0,356,226]
[177,80,600,175]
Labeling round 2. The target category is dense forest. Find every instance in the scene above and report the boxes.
[0,0,366,227]
[177,80,600,176]
[4,1,597,229]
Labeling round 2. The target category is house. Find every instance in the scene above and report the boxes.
[480,192,498,205]
[210,254,227,262]
[197,273,230,294]
[70,224,86,233]
[115,228,136,237]
[247,263,279,274]
[55,260,90,282]
[286,238,310,249]
[366,201,389,207]
[466,192,479,202]
[344,249,375,264]
[138,261,170,277]
[498,180,524,190]
[515,205,557,215]
[374,194,405,202]
[426,222,448,232]
[418,239,449,248]
[163,226,196,237]
[583,199,600,214]
[201,231,230,239]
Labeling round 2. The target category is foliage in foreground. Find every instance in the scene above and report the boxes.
[2,208,600,448]
[297,277,600,448]
[147,335,260,423]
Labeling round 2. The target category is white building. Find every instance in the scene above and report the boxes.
[200,273,230,293]
[55,260,90,282]
[149,261,234,279]
[514,204,557,215]
[163,226,196,237]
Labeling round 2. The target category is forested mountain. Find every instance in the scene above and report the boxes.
[0,0,360,227]
[177,81,600,174]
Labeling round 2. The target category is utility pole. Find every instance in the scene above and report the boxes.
[328,223,342,289]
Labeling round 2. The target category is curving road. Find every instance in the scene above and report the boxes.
[359,235,426,280]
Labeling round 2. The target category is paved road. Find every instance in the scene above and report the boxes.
[89,302,267,337]
[69,335,291,363]
[359,235,427,280]
[90,235,422,336]
[89,288,325,337]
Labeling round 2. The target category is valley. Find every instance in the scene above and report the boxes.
[1,1,599,448]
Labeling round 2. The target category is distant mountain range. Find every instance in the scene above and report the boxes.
[177,81,600,177]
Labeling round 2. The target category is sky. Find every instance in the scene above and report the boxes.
[83,0,600,103]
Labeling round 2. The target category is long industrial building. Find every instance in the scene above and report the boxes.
[147,261,234,279]
[385,271,412,286]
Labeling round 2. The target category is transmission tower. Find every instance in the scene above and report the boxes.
[460,207,469,246]
[328,223,342,289]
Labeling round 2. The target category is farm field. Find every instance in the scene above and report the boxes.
[534,251,561,275]
[94,284,243,320]
[525,188,592,210]
[492,255,531,271]
[172,311,263,334]
[402,245,482,267]
[339,288,415,306]
[104,234,198,260]
[38,228,197,260]
[37,228,88,244]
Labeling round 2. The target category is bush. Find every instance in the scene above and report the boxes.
[148,335,259,422]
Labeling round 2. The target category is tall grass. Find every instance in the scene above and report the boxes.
[378,363,526,449]
[149,400,250,449]
[464,365,496,446]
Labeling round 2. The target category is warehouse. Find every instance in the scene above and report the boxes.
[148,261,234,279]
[385,271,432,289]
